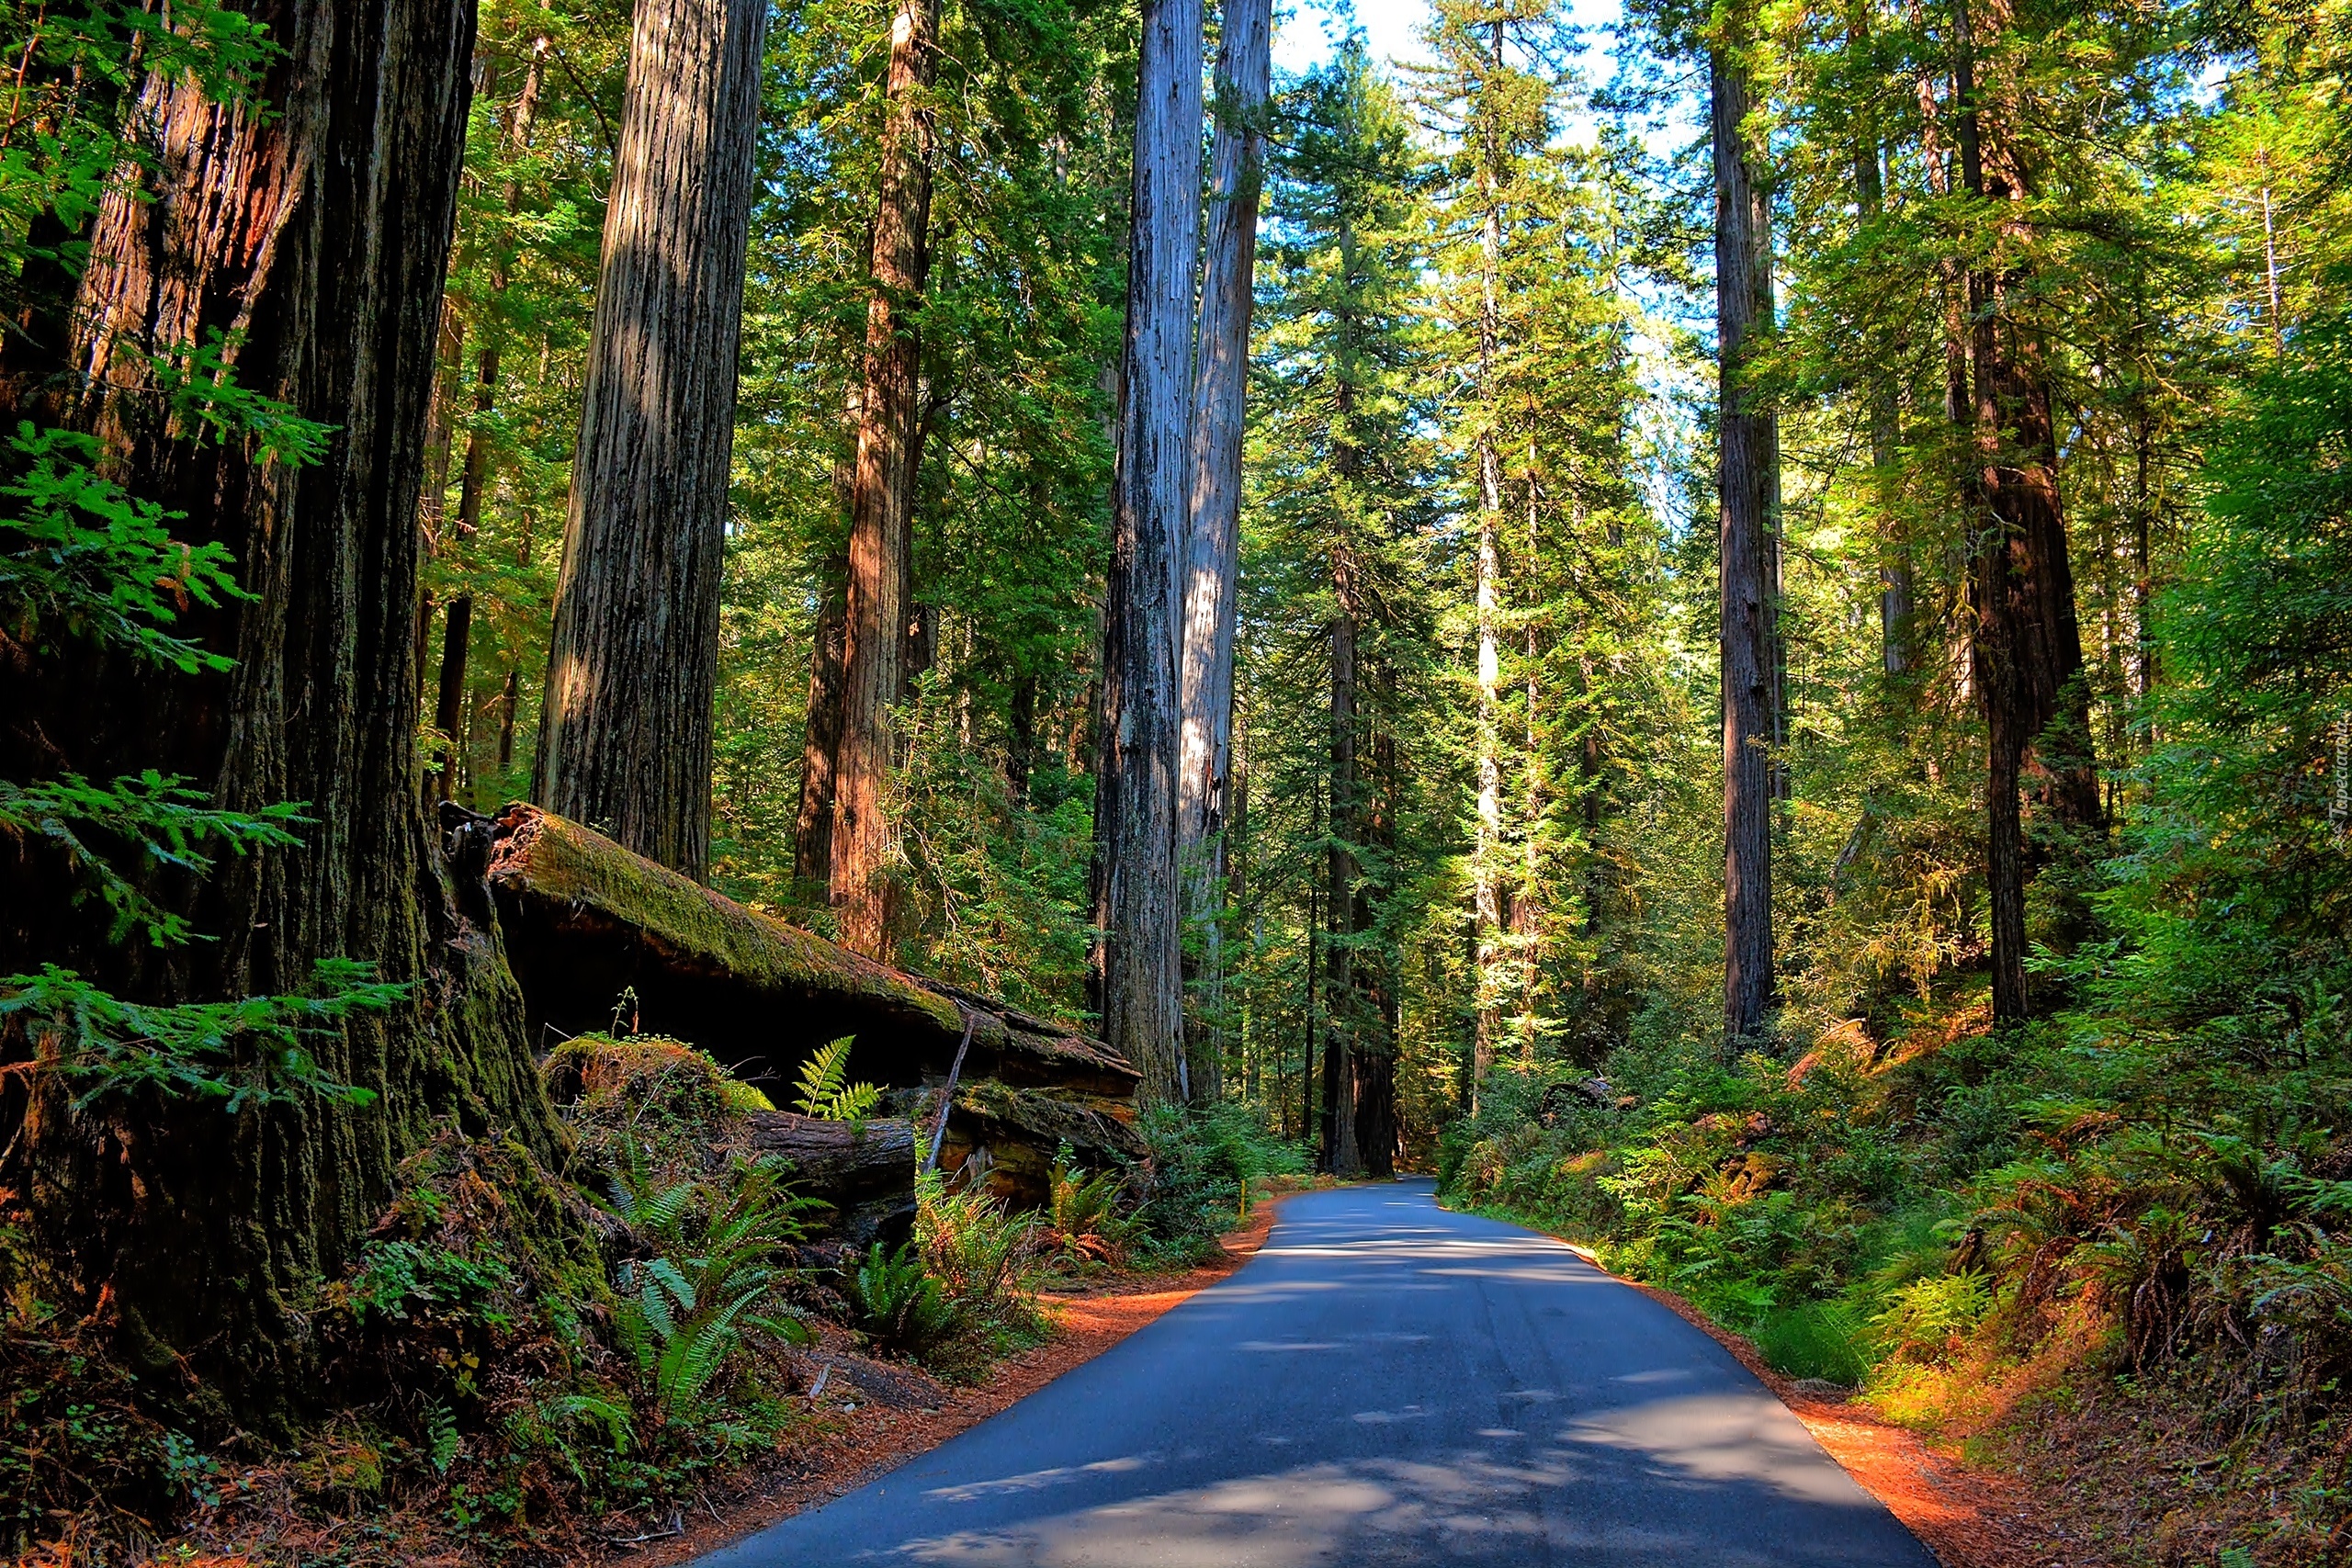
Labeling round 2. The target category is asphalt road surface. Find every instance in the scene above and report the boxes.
[704,1179,1937,1566]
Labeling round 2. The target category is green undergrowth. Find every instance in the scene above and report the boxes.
[4,1036,1322,1563]
[1122,1103,1311,1267]
[1440,984,2352,1564]
[0,1033,1052,1563]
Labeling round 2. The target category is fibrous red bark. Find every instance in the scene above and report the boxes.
[1951,0,2101,1022]
[1713,31,1778,1048]
[1175,0,1272,1103]
[831,0,942,957]
[0,0,554,1409]
[537,0,770,881]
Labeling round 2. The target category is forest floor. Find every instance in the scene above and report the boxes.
[607,1191,1294,1568]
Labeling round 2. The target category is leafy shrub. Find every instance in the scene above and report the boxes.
[606,1150,815,1425]
[1871,1271,1992,1363]
[1046,1150,1135,1266]
[917,1171,1039,1309]
[1130,1103,1306,1261]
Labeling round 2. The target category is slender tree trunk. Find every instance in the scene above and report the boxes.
[1353,667,1397,1176]
[1175,0,1271,1104]
[0,0,552,1408]
[796,561,850,893]
[1850,73,1911,680]
[1713,31,1776,1046]
[499,667,521,773]
[1952,0,2101,1023]
[537,0,769,880]
[1093,0,1202,1104]
[2131,408,2155,713]
[829,0,941,955]
[1301,855,1317,1152]
[1469,20,1506,1108]
[432,594,473,801]
[1324,568,1362,1177]
[1007,673,1038,803]
[1519,474,1542,1060]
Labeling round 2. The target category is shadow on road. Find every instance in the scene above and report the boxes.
[701,1180,1935,1567]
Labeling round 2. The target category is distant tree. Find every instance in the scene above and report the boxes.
[829,0,944,957]
[1712,3,1779,1046]
[1949,0,2103,1021]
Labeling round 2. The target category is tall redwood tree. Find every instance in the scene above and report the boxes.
[831,0,942,957]
[1176,0,1272,1100]
[1094,0,1203,1103]
[537,0,771,881]
[1713,19,1778,1048]
[0,0,554,1402]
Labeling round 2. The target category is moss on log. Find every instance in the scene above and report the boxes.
[468,807,1140,1208]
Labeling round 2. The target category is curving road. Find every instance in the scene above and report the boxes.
[704,1180,1937,1566]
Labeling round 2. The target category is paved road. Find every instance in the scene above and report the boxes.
[705,1180,1936,1566]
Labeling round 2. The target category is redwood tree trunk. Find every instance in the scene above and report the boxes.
[1175,0,1272,1103]
[1093,0,1202,1105]
[537,0,770,881]
[1952,3,2101,1023]
[796,559,850,894]
[1713,35,1777,1047]
[0,0,552,1410]
[1323,585,1361,1177]
[1468,25,1506,1109]
[432,593,473,800]
[831,0,941,956]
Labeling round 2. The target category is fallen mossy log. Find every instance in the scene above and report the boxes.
[743,1111,917,1248]
[453,804,1141,1211]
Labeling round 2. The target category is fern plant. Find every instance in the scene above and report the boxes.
[841,1241,959,1360]
[1047,1149,1134,1267]
[607,1151,817,1422]
[791,1036,882,1123]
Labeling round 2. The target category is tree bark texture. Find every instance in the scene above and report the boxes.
[830,0,941,957]
[1951,2,2101,1023]
[0,0,556,1408]
[537,0,770,882]
[1174,0,1271,1104]
[1093,0,1201,1106]
[1713,39,1777,1046]
[1469,69,1505,1110]
[432,593,473,800]
[796,558,850,894]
